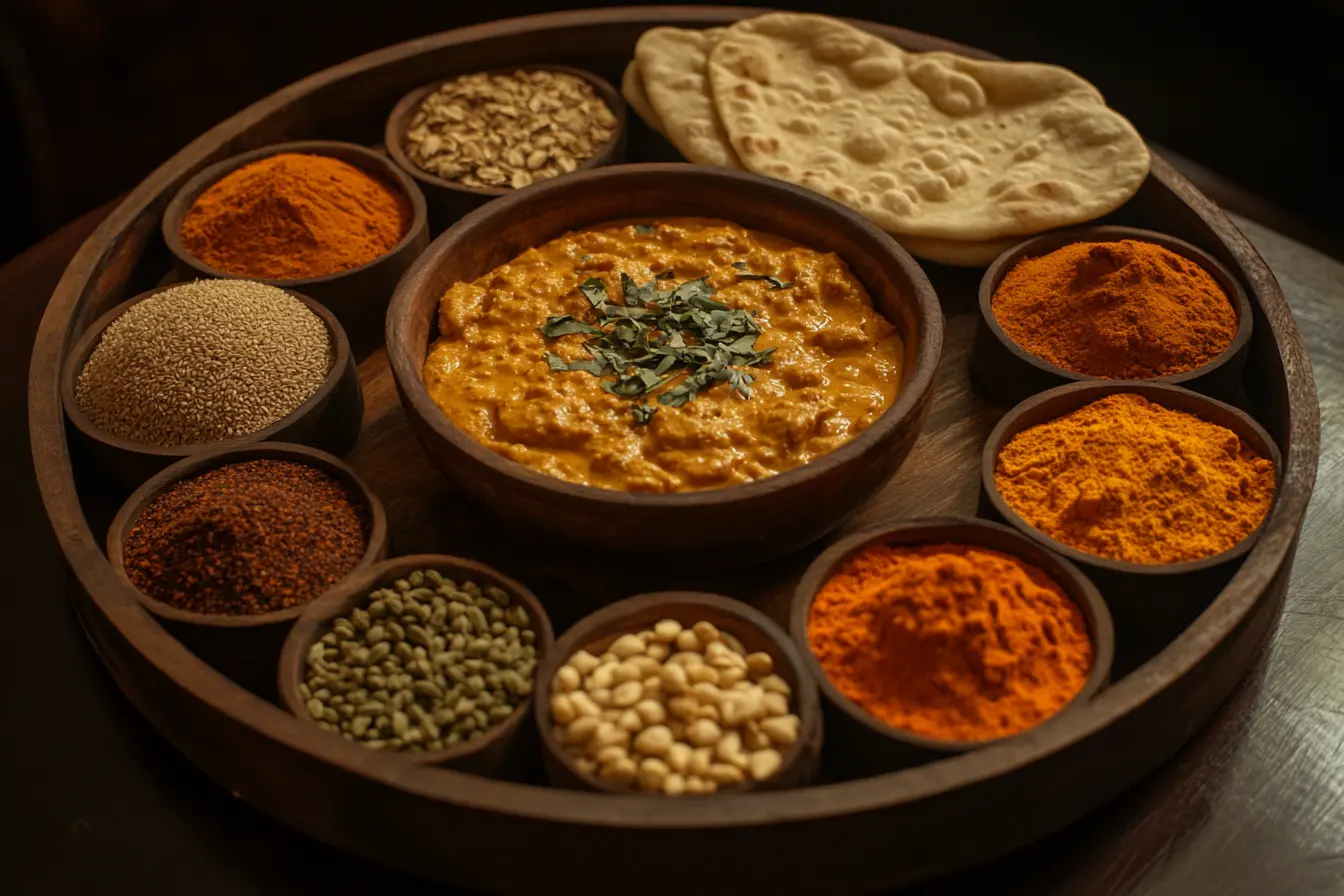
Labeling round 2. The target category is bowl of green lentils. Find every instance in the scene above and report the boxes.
[62,279,363,488]
[278,554,555,776]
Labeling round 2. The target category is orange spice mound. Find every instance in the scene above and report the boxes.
[995,394,1276,564]
[808,542,1093,742]
[180,153,410,280]
[992,240,1238,379]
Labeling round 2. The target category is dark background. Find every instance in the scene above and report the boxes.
[2,0,1343,263]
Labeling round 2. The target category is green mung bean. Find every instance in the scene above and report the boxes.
[301,570,540,753]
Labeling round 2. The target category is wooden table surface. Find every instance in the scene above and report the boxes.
[5,205,1341,894]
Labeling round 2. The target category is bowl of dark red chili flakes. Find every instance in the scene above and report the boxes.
[108,442,389,629]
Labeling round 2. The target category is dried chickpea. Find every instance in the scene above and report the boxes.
[551,693,576,725]
[549,618,801,795]
[663,772,687,795]
[746,652,773,676]
[653,619,682,642]
[634,699,666,726]
[610,634,647,659]
[761,715,800,746]
[692,621,721,644]
[570,650,601,675]
[638,757,670,792]
[666,741,692,774]
[600,756,637,783]
[633,725,673,756]
[749,748,783,781]
[688,665,720,686]
[612,680,643,707]
[553,665,580,693]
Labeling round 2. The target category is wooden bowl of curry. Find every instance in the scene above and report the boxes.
[162,140,430,358]
[790,517,1114,776]
[969,225,1254,407]
[979,381,1281,668]
[386,163,944,565]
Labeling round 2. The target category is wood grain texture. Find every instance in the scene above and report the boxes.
[18,7,1325,894]
[4,200,1339,894]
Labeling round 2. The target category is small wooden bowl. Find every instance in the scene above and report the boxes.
[790,517,1114,776]
[534,591,823,794]
[386,163,944,564]
[969,225,1254,406]
[278,554,555,776]
[384,65,628,233]
[62,284,363,489]
[162,140,429,357]
[107,442,388,699]
[980,381,1282,664]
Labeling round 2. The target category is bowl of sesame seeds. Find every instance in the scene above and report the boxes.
[384,65,627,230]
[61,279,363,488]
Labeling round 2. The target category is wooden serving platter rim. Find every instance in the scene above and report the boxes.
[27,4,1321,833]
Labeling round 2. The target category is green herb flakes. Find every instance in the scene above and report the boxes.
[539,271,775,414]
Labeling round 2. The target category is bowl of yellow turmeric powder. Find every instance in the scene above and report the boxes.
[790,516,1114,774]
[982,381,1281,657]
[971,226,1253,407]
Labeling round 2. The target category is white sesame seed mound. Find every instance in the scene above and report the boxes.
[75,279,333,447]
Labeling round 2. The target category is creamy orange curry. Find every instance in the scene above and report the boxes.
[423,218,903,492]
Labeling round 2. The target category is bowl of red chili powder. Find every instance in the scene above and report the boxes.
[971,225,1253,407]
[108,442,388,630]
[790,517,1114,774]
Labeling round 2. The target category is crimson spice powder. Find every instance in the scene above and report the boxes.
[122,460,369,616]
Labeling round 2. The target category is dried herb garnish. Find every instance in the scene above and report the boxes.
[634,224,657,235]
[538,272,775,412]
[731,261,793,290]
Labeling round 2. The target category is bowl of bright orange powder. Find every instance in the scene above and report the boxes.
[970,226,1253,407]
[163,140,429,356]
[981,380,1280,656]
[791,517,1114,772]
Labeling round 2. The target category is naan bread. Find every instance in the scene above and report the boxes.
[706,13,1149,241]
[621,61,663,135]
[634,27,742,170]
[896,233,1022,268]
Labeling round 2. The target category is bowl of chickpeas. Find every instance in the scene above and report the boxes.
[533,591,823,795]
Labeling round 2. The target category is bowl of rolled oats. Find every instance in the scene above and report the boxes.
[385,65,627,230]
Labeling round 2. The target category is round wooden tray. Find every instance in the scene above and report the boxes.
[27,7,1320,893]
